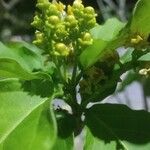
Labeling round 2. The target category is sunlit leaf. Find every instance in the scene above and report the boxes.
[0,83,56,150]
[130,0,150,37]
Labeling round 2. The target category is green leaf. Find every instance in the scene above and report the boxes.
[80,18,125,68]
[0,78,22,92]
[80,39,107,68]
[85,104,150,150]
[0,58,45,80]
[0,42,44,72]
[120,48,134,64]
[52,110,75,150]
[53,135,74,150]
[117,71,139,92]
[90,18,125,41]
[84,127,116,150]
[0,90,57,150]
[0,42,50,80]
[22,79,54,98]
[138,52,150,61]
[55,110,76,138]
[130,0,150,37]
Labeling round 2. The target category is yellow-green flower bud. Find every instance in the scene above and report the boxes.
[33,31,44,45]
[84,6,95,14]
[87,18,96,29]
[78,38,93,46]
[131,35,143,44]
[45,20,53,29]
[47,4,60,15]
[48,15,60,25]
[31,15,42,28]
[83,32,92,41]
[73,0,84,10]
[55,24,68,39]
[67,5,73,15]
[55,43,70,56]
[36,2,49,10]
[139,68,150,76]
[65,15,78,27]
[55,1,65,12]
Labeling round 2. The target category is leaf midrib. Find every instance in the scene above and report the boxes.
[0,97,47,145]
[86,113,129,150]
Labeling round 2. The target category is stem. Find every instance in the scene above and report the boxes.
[75,71,83,86]
[54,56,66,84]
[63,58,67,81]
[71,61,78,85]
[82,48,150,107]
[142,78,148,111]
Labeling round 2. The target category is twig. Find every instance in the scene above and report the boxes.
[0,0,19,10]
[118,0,127,21]
[142,79,149,111]
[96,0,110,20]
[103,0,118,12]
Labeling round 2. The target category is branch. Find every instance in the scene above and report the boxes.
[0,0,19,10]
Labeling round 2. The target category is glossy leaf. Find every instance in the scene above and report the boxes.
[117,71,139,92]
[80,39,107,68]
[84,127,116,150]
[120,48,134,64]
[80,18,125,68]
[0,78,22,92]
[0,42,50,80]
[55,110,76,138]
[85,104,150,150]
[22,79,54,98]
[0,42,44,72]
[138,52,150,61]
[0,89,57,150]
[90,18,125,41]
[130,0,150,37]
[52,110,75,150]
[0,58,44,80]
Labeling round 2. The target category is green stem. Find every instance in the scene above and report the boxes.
[82,48,150,107]
[54,56,65,84]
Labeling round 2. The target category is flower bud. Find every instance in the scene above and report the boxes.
[87,18,96,29]
[36,2,49,10]
[139,68,150,76]
[55,43,70,56]
[55,1,65,12]
[33,31,44,45]
[31,15,42,28]
[47,4,59,15]
[55,24,68,39]
[83,33,92,41]
[73,0,84,10]
[48,15,60,25]
[131,35,143,44]
[67,5,73,15]
[65,15,78,27]
[84,6,95,14]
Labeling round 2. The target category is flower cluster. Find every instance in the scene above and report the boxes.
[139,68,150,77]
[31,0,97,57]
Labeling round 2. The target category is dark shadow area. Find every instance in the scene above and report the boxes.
[55,109,76,138]
[22,79,54,98]
[85,104,150,145]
